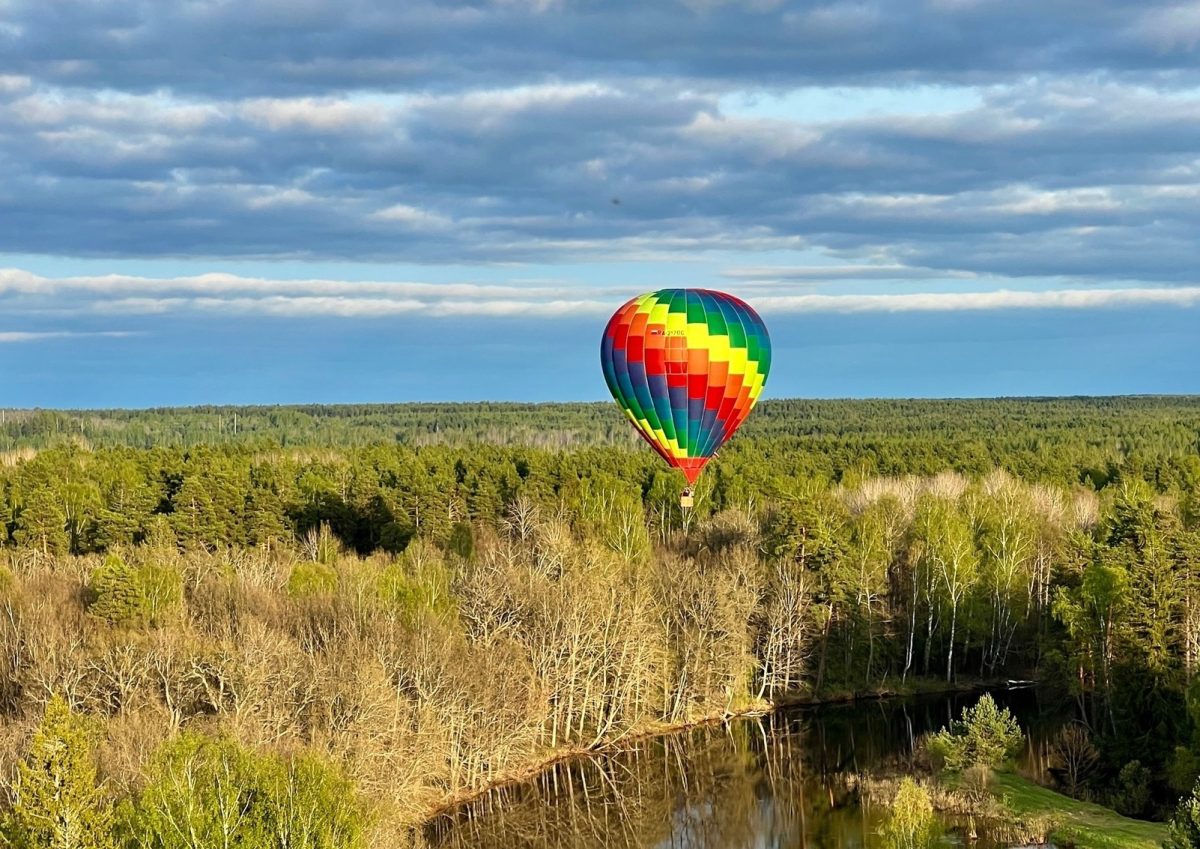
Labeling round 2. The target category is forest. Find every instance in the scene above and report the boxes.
[1,398,1200,847]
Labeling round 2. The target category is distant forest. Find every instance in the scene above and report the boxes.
[5,397,1200,490]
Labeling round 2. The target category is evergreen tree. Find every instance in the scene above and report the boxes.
[928,693,1024,772]
[86,554,150,626]
[13,490,68,556]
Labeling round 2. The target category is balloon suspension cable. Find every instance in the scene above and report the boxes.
[679,487,694,511]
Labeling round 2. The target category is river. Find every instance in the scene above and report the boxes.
[426,688,1070,849]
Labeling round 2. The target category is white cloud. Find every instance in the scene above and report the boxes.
[0,268,601,300]
[192,296,428,317]
[4,70,1200,273]
[239,97,389,132]
[4,268,1198,321]
[444,83,617,115]
[244,188,317,209]
[993,187,1121,216]
[1137,2,1200,51]
[8,90,219,131]
[754,286,1200,313]
[684,111,820,158]
[0,330,137,343]
[0,75,30,95]
[368,204,451,229]
[425,298,612,317]
[723,264,976,281]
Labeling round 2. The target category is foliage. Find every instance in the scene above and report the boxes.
[928,694,1024,772]
[86,554,182,627]
[880,778,939,849]
[117,733,367,849]
[286,562,338,598]
[1,696,115,849]
[86,555,146,626]
[13,489,68,556]
[377,544,454,624]
[1168,778,1200,849]
[1110,760,1152,818]
[5,399,1200,493]
[1170,747,1200,797]
[446,521,474,560]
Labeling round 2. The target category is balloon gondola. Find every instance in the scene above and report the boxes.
[600,288,771,509]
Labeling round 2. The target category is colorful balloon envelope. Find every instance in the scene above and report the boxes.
[600,288,771,485]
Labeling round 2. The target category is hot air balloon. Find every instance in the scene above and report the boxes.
[600,288,771,507]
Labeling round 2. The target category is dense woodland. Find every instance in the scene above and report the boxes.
[1,398,1200,847]
[5,397,1200,489]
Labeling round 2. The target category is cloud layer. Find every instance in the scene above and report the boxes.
[1,0,1200,282]
[6,1,1200,95]
[5,268,1198,322]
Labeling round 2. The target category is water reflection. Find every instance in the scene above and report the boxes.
[427,689,1066,849]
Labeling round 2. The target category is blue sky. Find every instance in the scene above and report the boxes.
[3,1,1200,407]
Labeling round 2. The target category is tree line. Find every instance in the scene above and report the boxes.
[4,397,1200,491]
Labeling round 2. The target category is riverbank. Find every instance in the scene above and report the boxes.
[423,676,1018,822]
[865,769,1168,849]
[992,772,1167,849]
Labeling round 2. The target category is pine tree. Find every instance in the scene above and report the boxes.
[13,489,68,556]
[86,555,150,627]
[928,693,1024,772]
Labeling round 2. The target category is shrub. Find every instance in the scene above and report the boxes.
[1167,777,1200,849]
[377,549,454,625]
[87,555,146,624]
[928,694,1024,772]
[1171,746,1200,796]
[139,561,184,625]
[1050,724,1099,797]
[1,696,115,849]
[286,561,338,597]
[87,554,183,628]
[1111,759,1152,818]
[301,522,340,566]
[880,777,939,849]
[960,764,994,807]
[118,733,368,849]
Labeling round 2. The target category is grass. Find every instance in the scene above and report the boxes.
[992,772,1168,849]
